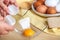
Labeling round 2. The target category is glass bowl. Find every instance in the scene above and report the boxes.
[14,22,46,39]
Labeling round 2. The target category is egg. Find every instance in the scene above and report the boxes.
[37,0,45,2]
[37,0,45,4]
[47,7,56,14]
[36,5,47,13]
[45,0,59,7]
[56,4,60,12]
[33,1,43,8]
[20,2,31,9]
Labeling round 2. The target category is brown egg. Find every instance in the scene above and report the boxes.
[20,2,31,9]
[37,0,45,4]
[36,5,47,13]
[47,7,56,14]
[33,1,43,8]
[37,0,45,2]
[39,0,45,4]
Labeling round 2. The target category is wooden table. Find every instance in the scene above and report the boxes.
[0,0,60,40]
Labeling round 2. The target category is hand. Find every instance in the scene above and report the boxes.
[0,16,14,35]
[0,0,18,17]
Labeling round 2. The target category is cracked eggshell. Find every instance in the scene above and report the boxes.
[5,15,16,26]
[45,0,59,7]
[8,5,19,15]
[19,17,30,30]
[56,4,60,12]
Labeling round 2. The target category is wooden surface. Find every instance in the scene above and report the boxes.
[0,9,60,40]
[0,0,60,40]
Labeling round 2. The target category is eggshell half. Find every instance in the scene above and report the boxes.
[5,15,16,26]
[8,5,19,15]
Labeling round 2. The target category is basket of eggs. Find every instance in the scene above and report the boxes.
[32,0,60,17]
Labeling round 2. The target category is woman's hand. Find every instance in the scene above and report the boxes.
[0,16,14,35]
[0,0,18,17]
[0,0,18,35]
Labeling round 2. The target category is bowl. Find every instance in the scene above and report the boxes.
[14,23,45,39]
[32,2,60,17]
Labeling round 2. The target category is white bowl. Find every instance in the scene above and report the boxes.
[32,2,60,17]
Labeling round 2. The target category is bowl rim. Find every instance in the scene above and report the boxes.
[32,2,60,17]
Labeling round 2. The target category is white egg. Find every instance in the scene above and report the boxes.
[5,15,16,26]
[45,0,59,7]
[56,4,60,12]
[8,5,19,15]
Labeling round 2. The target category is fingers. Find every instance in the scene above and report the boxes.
[0,8,4,16]
[0,26,8,35]
[1,31,8,35]
[0,26,6,34]
[0,7,7,17]
[9,0,18,7]
[3,0,18,7]
[3,0,9,6]
[14,2,19,7]
[5,24,14,31]
[0,16,4,21]
[0,0,4,2]
[3,11,7,17]
[2,21,14,31]
[9,0,16,4]
[0,0,18,17]
[0,3,9,13]
[0,21,14,35]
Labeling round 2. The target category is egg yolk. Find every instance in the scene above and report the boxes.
[23,29,35,37]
